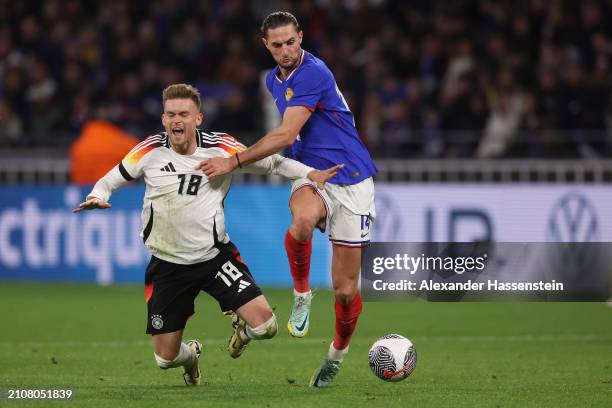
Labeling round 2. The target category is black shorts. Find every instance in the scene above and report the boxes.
[144,241,262,334]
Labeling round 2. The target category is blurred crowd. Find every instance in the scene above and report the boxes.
[1,0,611,158]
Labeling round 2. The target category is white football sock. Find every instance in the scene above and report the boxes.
[327,343,349,362]
[241,315,278,341]
[154,342,195,369]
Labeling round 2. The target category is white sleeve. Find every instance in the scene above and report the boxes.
[87,165,130,202]
[239,154,313,180]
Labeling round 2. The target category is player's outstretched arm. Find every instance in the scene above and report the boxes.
[73,164,132,213]
[72,196,111,212]
[196,106,312,177]
[241,153,343,189]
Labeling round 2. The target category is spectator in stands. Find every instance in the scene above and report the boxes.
[0,100,22,146]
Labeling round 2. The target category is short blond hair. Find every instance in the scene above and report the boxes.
[162,83,202,111]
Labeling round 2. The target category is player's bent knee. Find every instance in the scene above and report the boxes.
[333,288,358,304]
[246,314,277,340]
[291,213,319,236]
[154,352,179,369]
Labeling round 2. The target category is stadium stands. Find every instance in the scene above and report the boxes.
[1,0,611,159]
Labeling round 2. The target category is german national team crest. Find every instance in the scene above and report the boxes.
[151,314,164,330]
[285,87,294,101]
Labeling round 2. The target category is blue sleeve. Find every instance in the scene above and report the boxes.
[287,66,330,110]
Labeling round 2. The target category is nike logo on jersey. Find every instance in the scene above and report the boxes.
[296,312,309,332]
[160,162,176,172]
[360,232,369,238]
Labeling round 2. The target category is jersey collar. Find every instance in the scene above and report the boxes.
[274,49,306,83]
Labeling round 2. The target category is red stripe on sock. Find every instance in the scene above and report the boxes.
[285,230,311,293]
[333,292,363,350]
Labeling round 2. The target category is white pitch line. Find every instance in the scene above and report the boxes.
[0,334,609,349]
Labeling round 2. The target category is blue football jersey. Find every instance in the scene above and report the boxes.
[265,50,377,184]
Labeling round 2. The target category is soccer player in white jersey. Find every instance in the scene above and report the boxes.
[73,83,340,386]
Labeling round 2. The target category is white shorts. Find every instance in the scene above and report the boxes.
[290,177,376,247]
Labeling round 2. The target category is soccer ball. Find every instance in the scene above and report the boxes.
[368,334,417,382]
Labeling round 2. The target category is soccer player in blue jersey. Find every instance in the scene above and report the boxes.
[197,11,377,387]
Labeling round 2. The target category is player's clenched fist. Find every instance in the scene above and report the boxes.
[72,196,112,212]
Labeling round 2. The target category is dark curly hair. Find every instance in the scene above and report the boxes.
[261,11,301,38]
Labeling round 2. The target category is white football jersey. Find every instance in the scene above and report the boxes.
[89,130,313,265]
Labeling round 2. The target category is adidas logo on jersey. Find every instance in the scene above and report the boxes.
[160,162,176,172]
[237,280,251,293]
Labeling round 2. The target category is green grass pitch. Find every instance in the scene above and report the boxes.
[0,284,610,407]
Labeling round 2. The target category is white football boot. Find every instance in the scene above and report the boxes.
[227,313,251,358]
[310,359,342,388]
[287,290,314,338]
[309,344,348,388]
[182,340,202,386]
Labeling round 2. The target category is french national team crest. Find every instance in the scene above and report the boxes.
[285,87,294,101]
[151,314,164,330]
